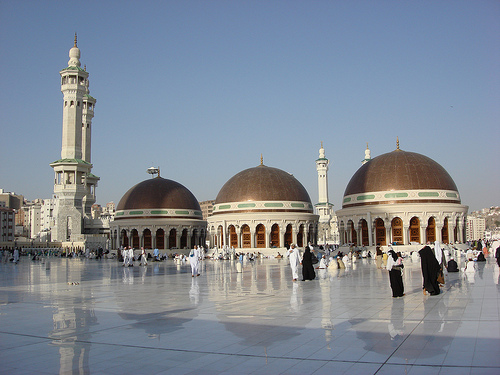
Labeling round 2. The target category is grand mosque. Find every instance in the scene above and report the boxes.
[50,38,469,252]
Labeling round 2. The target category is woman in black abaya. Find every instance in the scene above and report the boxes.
[301,247,316,281]
[419,246,440,295]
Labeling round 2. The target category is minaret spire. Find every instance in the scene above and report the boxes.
[260,154,263,166]
[362,142,371,165]
[396,136,400,150]
[74,32,78,47]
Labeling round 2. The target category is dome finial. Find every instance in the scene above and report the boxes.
[366,142,369,149]
[260,154,263,166]
[319,142,326,159]
[68,33,81,67]
[396,136,400,150]
[74,32,77,47]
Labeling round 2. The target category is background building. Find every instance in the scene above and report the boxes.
[466,215,486,241]
[199,200,215,221]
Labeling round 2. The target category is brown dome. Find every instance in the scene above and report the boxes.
[344,149,459,198]
[117,177,201,211]
[215,165,312,204]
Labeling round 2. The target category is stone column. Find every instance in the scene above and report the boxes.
[186,228,192,249]
[367,213,373,247]
[436,223,443,243]
[420,225,426,244]
[403,224,409,245]
[236,226,241,248]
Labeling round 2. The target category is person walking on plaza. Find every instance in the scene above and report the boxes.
[301,246,316,281]
[139,247,148,266]
[419,245,440,295]
[375,244,383,269]
[495,245,500,267]
[189,245,201,277]
[13,248,20,264]
[287,244,300,281]
[386,249,404,298]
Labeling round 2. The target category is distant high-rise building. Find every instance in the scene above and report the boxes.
[466,216,486,241]
[199,200,215,220]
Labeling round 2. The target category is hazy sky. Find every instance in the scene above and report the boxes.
[1,1,498,212]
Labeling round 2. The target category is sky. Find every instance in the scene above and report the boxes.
[0,0,499,213]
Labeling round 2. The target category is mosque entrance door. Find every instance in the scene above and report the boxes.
[143,229,152,249]
[270,224,280,248]
[121,229,129,248]
[409,217,420,243]
[360,219,369,246]
[229,225,238,248]
[156,229,165,249]
[131,229,139,248]
[297,225,304,247]
[391,217,403,245]
[241,225,251,248]
[426,217,436,243]
[285,224,292,248]
[180,229,188,249]
[256,224,266,248]
[348,220,357,246]
[442,218,449,244]
[454,218,460,243]
[169,229,176,249]
[375,218,386,246]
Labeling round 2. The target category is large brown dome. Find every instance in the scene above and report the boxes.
[117,177,201,211]
[215,165,312,204]
[343,149,459,198]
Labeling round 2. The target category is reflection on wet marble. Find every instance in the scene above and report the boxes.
[0,255,499,374]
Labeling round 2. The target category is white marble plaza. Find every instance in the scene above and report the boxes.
[0,254,499,374]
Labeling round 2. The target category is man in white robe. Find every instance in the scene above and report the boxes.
[287,244,300,281]
[189,246,201,277]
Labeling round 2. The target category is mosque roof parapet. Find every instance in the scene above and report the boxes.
[50,158,92,166]
[61,66,86,72]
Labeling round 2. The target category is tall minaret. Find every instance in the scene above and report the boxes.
[50,35,99,242]
[315,142,333,228]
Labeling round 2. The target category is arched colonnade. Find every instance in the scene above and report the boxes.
[111,225,206,250]
[208,221,317,249]
[338,213,467,246]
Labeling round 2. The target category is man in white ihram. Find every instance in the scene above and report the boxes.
[287,244,300,281]
[189,245,201,277]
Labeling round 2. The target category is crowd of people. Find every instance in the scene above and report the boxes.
[3,238,500,302]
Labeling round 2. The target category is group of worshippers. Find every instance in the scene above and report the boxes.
[287,243,316,281]
[121,247,149,266]
[386,241,463,298]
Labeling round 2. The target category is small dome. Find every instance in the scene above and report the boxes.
[117,177,201,211]
[215,165,312,204]
[343,149,459,204]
